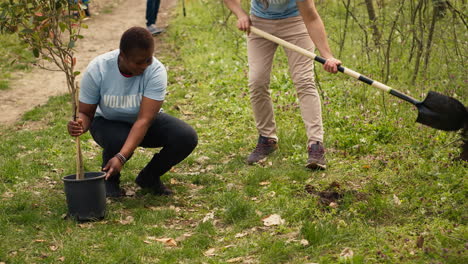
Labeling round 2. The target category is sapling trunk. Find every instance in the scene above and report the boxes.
[73,84,84,180]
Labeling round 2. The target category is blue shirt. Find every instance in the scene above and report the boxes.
[251,0,304,19]
[80,49,167,124]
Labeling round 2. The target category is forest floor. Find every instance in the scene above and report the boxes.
[0,1,466,263]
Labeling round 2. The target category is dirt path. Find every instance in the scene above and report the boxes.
[0,0,176,125]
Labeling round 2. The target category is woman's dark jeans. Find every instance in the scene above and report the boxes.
[146,0,161,26]
[89,113,198,187]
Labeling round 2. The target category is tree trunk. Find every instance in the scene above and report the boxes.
[339,0,351,57]
[364,0,381,46]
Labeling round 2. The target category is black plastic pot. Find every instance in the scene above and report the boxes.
[63,172,106,221]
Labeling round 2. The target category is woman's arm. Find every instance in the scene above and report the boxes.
[67,102,97,137]
[224,0,251,32]
[297,0,341,73]
[102,97,163,179]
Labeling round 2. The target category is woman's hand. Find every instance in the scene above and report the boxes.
[323,57,342,74]
[237,14,251,33]
[102,157,123,180]
[67,118,84,137]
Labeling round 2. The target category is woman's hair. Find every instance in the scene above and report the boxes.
[119,27,154,55]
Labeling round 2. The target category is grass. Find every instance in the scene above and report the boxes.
[0,0,467,263]
[0,34,35,90]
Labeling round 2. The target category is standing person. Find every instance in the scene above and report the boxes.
[67,27,198,197]
[223,0,341,169]
[146,0,165,35]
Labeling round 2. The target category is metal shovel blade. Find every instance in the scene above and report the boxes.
[415,91,467,131]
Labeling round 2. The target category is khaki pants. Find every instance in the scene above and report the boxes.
[248,15,323,145]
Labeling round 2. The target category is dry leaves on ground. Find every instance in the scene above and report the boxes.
[235,232,248,238]
[203,248,216,257]
[119,216,134,225]
[262,214,285,226]
[146,236,178,247]
[340,247,354,259]
[202,211,215,223]
[226,257,244,263]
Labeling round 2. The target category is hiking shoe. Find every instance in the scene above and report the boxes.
[306,142,326,170]
[147,24,165,35]
[105,180,125,198]
[152,182,174,196]
[136,169,173,196]
[246,135,278,165]
[136,179,173,196]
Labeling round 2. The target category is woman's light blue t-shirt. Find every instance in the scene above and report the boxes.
[251,0,304,19]
[80,49,167,124]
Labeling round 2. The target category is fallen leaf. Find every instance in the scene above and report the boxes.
[300,239,309,246]
[393,194,402,205]
[227,257,244,263]
[170,178,179,184]
[143,240,152,244]
[58,256,65,262]
[2,192,14,198]
[155,238,177,247]
[203,248,216,256]
[175,233,193,242]
[34,239,46,243]
[202,212,215,223]
[329,202,338,208]
[49,245,58,251]
[125,189,136,196]
[196,156,210,164]
[235,232,248,238]
[259,181,270,186]
[119,216,134,225]
[78,223,94,228]
[262,214,285,226]
[340,247,354,259]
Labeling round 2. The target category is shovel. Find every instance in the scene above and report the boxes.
[250,26,467,131]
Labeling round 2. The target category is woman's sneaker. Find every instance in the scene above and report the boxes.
[147,24,165,35]
[306,142,326,170]
[246,135,278,165]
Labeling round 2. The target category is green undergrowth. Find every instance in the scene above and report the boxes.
[0,34,35,90]
[0,0,466,263]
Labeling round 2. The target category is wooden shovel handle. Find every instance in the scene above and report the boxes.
[250,26,396,94]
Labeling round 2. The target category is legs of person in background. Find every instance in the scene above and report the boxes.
[246,16,279,164]
[280,16,326,169]
[246,15,326,168]
[146,0,165,35]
